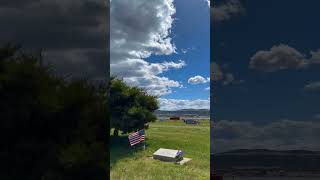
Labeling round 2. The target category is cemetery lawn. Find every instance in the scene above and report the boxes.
[110,120,210,180]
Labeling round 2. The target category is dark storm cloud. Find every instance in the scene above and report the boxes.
[0,0,108,79]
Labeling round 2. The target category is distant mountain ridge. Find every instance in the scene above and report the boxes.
[212,149,320,171]
[155,109,210,116]
[215,149,320,155]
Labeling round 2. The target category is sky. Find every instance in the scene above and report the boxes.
[0,0,107,81]
[3,0,319,153]
[110,0,210,110]
[212,0,320,153]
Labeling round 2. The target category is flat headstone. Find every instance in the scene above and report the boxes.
[176,157,192,165]
[153,148,183,162]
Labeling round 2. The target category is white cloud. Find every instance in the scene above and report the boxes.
[222,73,234,85]
[314,114,320,119]
[309,49,320,64]
[212,0,244,22]
[159,98,210,110]
[188,75,210,84]
[211,62,223,81]
[250,44,307,72]
[213,119,320,153]
[205,0,210,7]
[110,0,184,96]
[249,43,320,73]
[180,47,196,54]
[211,62,243,86]
[304,81,320,91]
[205,87,210,91]
[181,49,188,54]
[250,44,320,72]
[161,60,186,70]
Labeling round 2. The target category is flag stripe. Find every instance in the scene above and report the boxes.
[128,129,145,146]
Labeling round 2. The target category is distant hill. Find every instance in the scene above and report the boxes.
[216,149,320,156]
[212,149,320,171]
[155,109,210,117]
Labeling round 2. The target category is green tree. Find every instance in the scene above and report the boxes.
[110,79,159,136]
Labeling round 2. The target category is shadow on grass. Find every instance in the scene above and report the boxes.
[110,135,145,168]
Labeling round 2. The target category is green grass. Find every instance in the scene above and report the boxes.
[110,120,210,180]
[152,119,210,127]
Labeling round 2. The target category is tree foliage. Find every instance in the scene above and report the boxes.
[110,78,159,136]
[0,44,108,180]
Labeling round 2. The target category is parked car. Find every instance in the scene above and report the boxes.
[184,119,200,124]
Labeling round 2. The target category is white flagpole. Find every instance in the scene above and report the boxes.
[143,129,146,150]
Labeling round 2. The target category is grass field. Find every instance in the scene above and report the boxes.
[110,120,210,180]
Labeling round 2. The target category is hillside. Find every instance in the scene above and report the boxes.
[212,149,320,171]
[155,109,210,117]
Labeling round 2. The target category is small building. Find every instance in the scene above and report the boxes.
[170,116,180,120]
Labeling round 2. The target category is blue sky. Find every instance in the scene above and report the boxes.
[110,0,210,110]
[148,0,210,100]
[213,0,320,122]
[212,0,320,152]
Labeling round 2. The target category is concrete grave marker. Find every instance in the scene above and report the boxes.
[153,148,191,165]
[153,148,182,162]
[175,157,192,165]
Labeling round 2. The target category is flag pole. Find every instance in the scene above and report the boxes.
[143,129,146,150]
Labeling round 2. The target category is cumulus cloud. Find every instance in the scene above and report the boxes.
[188,75,210,84]
[314,114,320,119]
[211,62,224,81]
[304,81,320,92]
[205,87,210,91]
[222,73,234,85]
[180,47,195,54]
[211,62,243,86]
[212,0,245,22]
[181,49,188,54]
[110,0,185,96]
[159,98,210,110]
[249,44,320,72]
[212,119,320,153]
[309,49,320,64]
[205,0,210,7]
[250,44,307,72]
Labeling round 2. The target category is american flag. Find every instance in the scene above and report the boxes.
[128,129,145,146]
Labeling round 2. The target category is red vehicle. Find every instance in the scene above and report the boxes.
[169,116,180,120]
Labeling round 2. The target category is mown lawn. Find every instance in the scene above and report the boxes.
[110,120,210,180]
